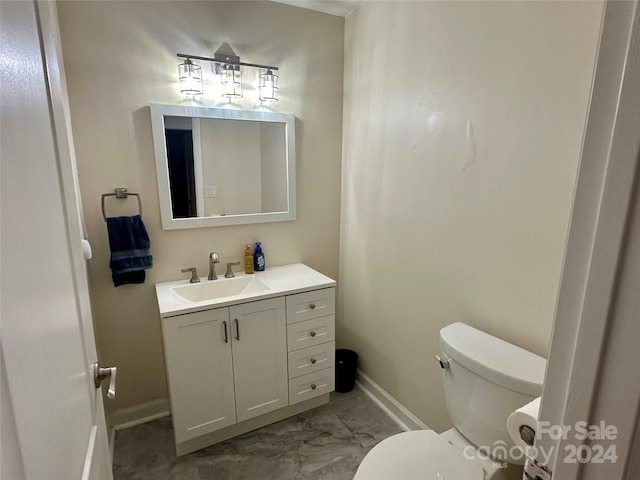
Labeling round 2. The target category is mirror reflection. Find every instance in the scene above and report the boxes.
[150,104,296,230]
[164,117,287,218]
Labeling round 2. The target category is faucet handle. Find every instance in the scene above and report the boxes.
[181,267,200,283]
[225,262,241,278]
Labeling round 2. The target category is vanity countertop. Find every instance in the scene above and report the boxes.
[155,263,336,318]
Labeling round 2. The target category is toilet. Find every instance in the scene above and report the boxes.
[354,322,546,480]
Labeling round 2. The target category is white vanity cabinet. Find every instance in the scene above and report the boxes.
[285,288,336,405]
[162,297,287,443]
[229,299,288,422]
[162,307,236,443]
[156,264,337,456]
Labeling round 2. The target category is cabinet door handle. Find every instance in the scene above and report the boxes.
[309,303,316,310]
[309,331,316,338]
[234,318,240,341]
[310,383,317,390]
[310,357,317,364]
[223,321,228,344]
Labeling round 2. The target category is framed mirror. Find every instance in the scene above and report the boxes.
[150,104,296,229]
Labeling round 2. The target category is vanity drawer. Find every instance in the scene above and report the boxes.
[288,341,335,379]
[286,315,335,352]
[286,288,335,324]
[288,368,335,405]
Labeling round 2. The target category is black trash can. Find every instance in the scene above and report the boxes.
[335,349,358,393]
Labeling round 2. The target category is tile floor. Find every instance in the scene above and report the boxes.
[113,388,404,480]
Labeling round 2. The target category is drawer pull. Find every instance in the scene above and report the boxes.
[223,321,229,344]
[309,331,316,337]
[310,357,317,364]
[309,303,316,310]
[310,383,317,390]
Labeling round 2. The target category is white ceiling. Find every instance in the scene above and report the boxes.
[270,0,364,17]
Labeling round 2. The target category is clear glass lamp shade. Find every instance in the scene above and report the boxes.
[259,70,279,102]
[178,60,203,95]
[221,67,243,98]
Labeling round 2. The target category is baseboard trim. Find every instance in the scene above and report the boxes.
[108,398,171,461]
[356,369,429,432]
[108,398,171,431]
[106,375,428,445]
[175,394,330,456]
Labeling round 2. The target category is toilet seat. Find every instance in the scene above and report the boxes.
[354,430,484,480]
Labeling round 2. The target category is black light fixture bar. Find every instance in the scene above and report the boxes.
[176,53,278,71]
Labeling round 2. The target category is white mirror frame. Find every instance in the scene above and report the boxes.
[150,103,296,230]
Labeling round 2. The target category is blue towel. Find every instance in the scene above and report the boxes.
[106,215,153,287]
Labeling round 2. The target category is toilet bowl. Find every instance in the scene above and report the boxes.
[354,322,546,480]
[354,430,484,479]
[355,427,521,480]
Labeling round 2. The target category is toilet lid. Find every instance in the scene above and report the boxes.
[354,430,484,480]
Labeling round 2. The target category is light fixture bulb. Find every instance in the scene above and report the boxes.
[178,58,203,95]
[221,64,243,99]
[259,69,279,102]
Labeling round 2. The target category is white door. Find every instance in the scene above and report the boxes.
[0,1,112,479]
[162,309,237,443]
[230,298,288,422]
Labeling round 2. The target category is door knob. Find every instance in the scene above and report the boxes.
[92,362,117,399]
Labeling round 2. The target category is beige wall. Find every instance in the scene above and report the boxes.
[340,1,603,432]
[261,123,288,212]
[57,0,344,415]
[200,119,262,216]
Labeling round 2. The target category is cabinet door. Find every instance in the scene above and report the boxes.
[230,298,288,422]
[162,308,236,443]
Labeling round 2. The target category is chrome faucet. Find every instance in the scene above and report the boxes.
[181,267,200,283]
[225,261,241,278]
[208,252,220,280]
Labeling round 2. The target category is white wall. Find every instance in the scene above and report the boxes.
[340,0,603,431]
[57,0,344,416]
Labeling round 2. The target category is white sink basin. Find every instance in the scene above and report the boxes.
[156,264,336,317]
[172,276,268,303]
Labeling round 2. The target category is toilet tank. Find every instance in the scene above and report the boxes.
[439,322,546,463]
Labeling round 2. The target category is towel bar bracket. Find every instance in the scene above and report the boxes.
[101,187,142,221]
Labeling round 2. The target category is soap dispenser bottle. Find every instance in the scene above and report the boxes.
[244,244,254,274]
[253,242,265,271]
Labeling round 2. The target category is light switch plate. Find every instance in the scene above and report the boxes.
[206,185,218,198]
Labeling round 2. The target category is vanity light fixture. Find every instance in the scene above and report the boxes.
[176,51,279,101]
[259,69,279,102]
[221,63,243,99]
[177,58,203,95]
